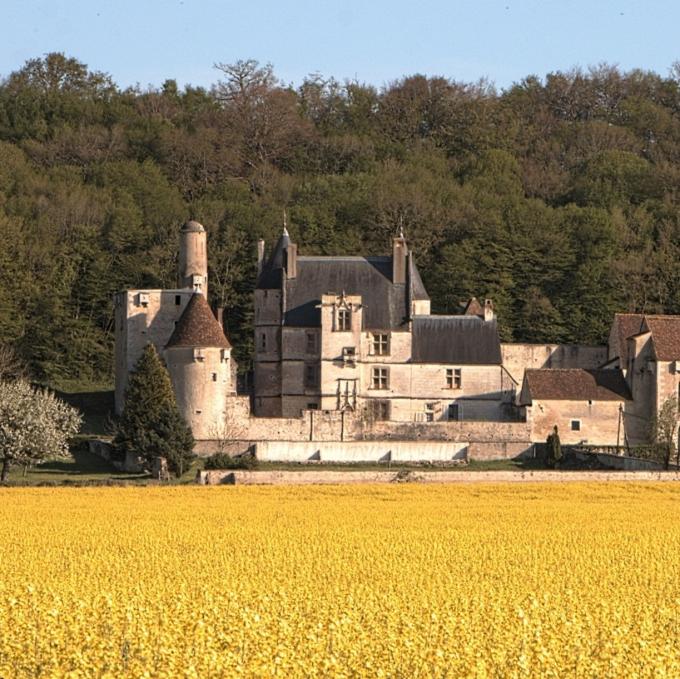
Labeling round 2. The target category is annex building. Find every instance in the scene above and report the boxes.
[114,221,679,462]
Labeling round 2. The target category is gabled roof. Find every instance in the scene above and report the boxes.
[256,233,430,329]
[520,369,631,405]
[641,316,680,361]
[411,316,502,364]
[166,294,231,349]
[610,313,645,363]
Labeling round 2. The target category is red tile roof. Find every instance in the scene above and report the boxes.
[611,313,645,363]
[166,294,231,349]
[642,316,680,361]
[521,369,631,404]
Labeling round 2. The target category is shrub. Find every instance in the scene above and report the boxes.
[203,451,258,470]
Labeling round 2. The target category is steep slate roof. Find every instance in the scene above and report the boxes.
[520,369,631,405]
[411,316,502,364]
[611,313,645,363]
[286,257,429,329]
[257,233,431,329]
[642,316,680,361]
[256,231,290,289]
[166,294,231,349]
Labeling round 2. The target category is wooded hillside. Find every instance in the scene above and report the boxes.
[2,54,680,388]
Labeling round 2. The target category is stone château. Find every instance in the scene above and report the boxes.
[114,221,680,462]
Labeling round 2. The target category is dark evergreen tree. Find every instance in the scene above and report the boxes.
[113,344,194,477]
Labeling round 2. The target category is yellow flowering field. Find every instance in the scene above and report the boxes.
[1,483,680,677]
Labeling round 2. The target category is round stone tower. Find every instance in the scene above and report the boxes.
[164,293,234,440]
[179,220,208,296]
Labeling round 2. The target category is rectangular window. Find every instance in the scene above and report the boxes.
[571,419,581,432]
[259,333,267,351]
[372,333,389,356]
[446,369,462,389]
[211,372,217,382]
[337,309,351,331]
[425,403,437,422]
[307,403,319,410]
[304,364,318,389]
[371,367,389,390]
[175,295,181,306]
[368,400,390,421]
[448,403,459,421]
[306,331,317,353]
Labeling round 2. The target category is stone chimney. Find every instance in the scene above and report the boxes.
[484,299,495,322]
[392,233,407,284]
[284,242,297,279]
[257,239,265,277]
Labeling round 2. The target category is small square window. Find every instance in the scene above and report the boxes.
[571,420,581,432]
[371,367,389,390]
[337,309,351,331]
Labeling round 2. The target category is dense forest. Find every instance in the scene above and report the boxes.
[2,53,680,389]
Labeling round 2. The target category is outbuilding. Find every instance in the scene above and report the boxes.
[519,369,631,445]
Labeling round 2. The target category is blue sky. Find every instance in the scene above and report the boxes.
[3,0,679,90]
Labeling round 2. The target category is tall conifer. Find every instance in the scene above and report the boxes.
[114,344,194,477]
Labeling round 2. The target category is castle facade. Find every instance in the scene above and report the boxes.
[114,221,680,461]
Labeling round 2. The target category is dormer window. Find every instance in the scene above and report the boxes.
[137,292,149,307]
[193,348,205,362]
[191,274,202,291]
[337,309,351,331]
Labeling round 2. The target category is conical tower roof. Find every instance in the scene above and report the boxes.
[166,294,231,349]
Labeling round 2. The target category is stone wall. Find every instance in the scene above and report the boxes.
[527,398,624,446]
[501,343,607,389]
[255,440,468,463]
[114,289,194,413]
[194,408,533,461]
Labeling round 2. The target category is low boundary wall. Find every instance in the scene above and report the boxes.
[198,470,680,485]
[195,437,534,461]
[255,440,468,463]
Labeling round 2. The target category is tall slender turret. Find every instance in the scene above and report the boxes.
[179,220,208,296]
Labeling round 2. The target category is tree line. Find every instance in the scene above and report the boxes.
[2,53,680,389]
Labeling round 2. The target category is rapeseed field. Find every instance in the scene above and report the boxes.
[1,483,679,677]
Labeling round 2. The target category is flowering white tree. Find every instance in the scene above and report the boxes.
[0,380,81,481]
